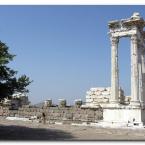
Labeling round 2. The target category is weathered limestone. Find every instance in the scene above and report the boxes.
[85,87,110,107]
[0,100,103,124]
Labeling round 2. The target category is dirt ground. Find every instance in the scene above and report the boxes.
[0,118,145,141]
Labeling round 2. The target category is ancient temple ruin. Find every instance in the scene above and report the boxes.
[1,12,145,128]
[84,12,145,126]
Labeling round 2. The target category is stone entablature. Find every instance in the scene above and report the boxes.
[108,12,145,38]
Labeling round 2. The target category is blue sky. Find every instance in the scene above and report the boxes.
[0,5,145,105]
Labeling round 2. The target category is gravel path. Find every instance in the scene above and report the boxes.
[0,118,145,141]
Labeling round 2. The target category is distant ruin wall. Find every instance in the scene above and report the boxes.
[0,104,103,124]
[85,87,110,107]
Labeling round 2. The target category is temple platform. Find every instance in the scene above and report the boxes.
[103,106,145,125]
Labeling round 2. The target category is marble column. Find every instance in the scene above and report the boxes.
[130,34,139,103]
[138,46,143,104]
[111,36,119,102]
[141,50,145,105]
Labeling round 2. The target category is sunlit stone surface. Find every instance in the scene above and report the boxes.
[84,12,145,126]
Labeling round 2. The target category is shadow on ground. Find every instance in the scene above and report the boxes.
[0,124,74,141]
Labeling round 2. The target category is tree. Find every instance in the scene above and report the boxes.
[0,41,32,100]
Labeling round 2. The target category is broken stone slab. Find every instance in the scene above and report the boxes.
[44,99,52,107]
[90,87,104,92]
[101,92,111,95]
[74,99,82,108]
[86,98,93,102]
[6,116,30,121]
[59,99,66,107]
[93,98,109,102]
[91,95,109,99]
[63,113,73,120]
[81,104,101,109]
[86,95,92,99]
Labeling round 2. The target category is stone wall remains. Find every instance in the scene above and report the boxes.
[85,87,110,107]
[0,100,103,124]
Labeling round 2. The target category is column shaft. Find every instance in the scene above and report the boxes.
[111,37,119,102]
[141,51,145,104]
[131,34,139,103]
[138,47,143,103]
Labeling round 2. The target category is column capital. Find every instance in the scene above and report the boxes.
[131,34,138,44]
[110,37,119,46]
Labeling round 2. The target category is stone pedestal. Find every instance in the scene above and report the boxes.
[44,99,52,107]
[59,99,66,107]
[103,107,145,125]
[75,99,82,108]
